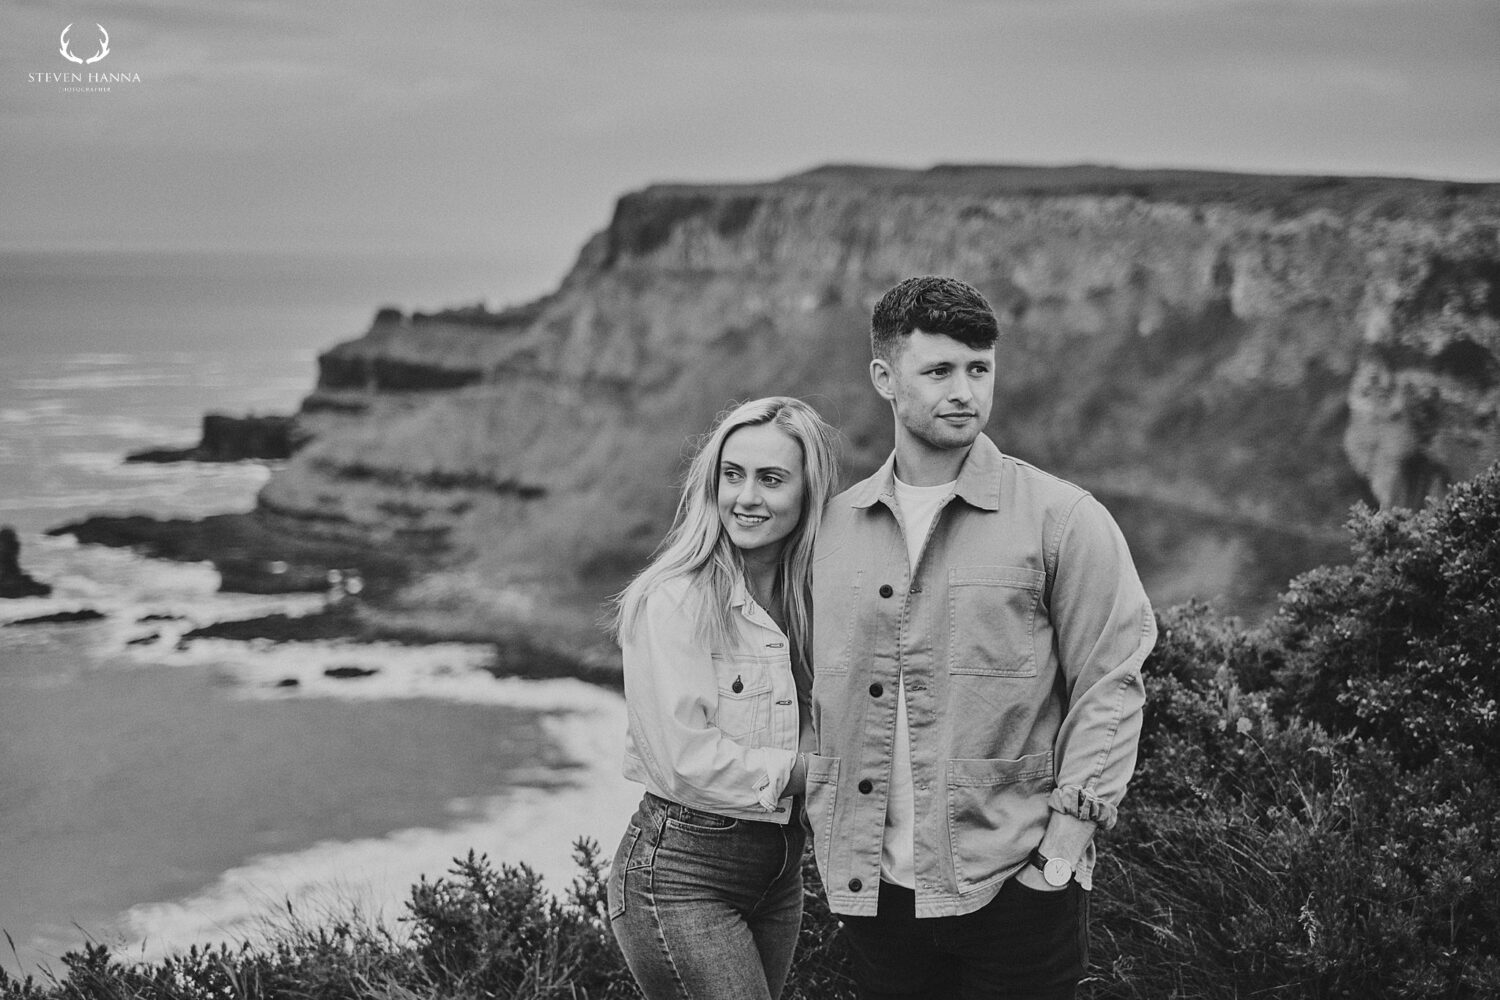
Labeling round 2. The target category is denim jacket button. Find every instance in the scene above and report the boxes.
[878,584,894,598]
[849,878,863,892]
[858,779,873,794]
[869,682,883,697]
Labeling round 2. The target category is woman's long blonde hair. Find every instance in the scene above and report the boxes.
[611,396,840,659]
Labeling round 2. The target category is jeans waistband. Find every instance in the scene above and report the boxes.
[643,791,803,828]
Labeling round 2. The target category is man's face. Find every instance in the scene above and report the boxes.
[871,328,995,454]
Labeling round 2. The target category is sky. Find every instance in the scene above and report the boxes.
[3,0,1498,306]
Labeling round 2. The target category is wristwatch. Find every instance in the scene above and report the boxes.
[1028,849,1075,888]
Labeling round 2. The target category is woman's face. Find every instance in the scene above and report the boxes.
[716,423,805,556]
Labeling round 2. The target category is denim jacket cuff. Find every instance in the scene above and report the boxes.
[1049,785,1119,829]
[756,749,797,811]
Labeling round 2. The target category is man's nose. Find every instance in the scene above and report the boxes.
[948,376,974,404]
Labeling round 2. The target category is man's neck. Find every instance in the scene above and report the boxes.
[893,438,970,487]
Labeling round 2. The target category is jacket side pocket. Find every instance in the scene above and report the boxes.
[804,754,842,888]
[945,753,1053,892]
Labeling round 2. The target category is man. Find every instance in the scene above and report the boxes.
[807,275,1155,999]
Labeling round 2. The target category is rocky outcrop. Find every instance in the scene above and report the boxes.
[127,413,307,463]
[61,166,1500,646]
[0,526,51,598]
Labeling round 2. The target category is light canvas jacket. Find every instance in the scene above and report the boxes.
[622,574,801,823]
[809,435,1155,917]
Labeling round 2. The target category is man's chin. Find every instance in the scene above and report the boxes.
[917,424,983,451]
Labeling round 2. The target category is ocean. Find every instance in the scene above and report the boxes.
[0,251,636,978]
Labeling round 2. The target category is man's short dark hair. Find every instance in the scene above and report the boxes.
[870,276,999,362]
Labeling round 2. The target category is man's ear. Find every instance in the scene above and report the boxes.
[870,357,896,402]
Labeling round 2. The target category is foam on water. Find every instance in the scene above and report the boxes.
[117,682,634,961]
[2,339,643,970]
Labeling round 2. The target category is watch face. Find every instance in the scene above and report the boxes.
[1043,857,1073,887]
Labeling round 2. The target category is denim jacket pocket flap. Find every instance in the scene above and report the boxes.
[710,654,772,739]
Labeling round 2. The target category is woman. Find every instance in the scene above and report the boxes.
[606,396,839,1000]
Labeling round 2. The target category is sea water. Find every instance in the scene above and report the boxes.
[0,252,635,977]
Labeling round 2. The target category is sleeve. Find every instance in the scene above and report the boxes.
[1045,493,1155,830]
[622,586,797,814]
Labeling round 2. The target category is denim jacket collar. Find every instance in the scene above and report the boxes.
[727,574,781,635]
[846,435,1005,514]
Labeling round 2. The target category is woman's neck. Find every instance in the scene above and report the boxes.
[741,548,781,618]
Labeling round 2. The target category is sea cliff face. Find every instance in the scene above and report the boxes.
[254,165,1500,645]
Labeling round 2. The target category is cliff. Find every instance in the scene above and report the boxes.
[76,165,1500,653]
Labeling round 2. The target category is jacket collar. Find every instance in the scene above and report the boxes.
[728,573,754,611]
[848,434,1004,513]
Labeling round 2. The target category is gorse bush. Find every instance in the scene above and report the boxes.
[1268,464,1500,772]
[5,463,1497,999]
[1089,462,1500,998]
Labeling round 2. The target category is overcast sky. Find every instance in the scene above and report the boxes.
[3,0,1497,303]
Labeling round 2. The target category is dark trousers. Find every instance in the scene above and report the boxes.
[839,878,1088,1000]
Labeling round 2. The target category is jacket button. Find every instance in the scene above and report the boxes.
[879,584,894,598]
[849,878,863,892]
[858,779,873,794]
[869,682,883,697]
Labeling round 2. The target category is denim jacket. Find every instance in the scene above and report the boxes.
[621,574,801,824]
[809,435,1154,916]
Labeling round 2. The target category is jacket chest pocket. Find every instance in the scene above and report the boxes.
[710,654,773,740]
[947,565,1046,677]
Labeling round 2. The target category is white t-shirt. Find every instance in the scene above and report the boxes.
[881,475,954,887]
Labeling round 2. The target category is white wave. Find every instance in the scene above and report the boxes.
[64,353,136,366]
[15,371,189,392]
[119,684,636,962]
[96,416,196,441]
[0,540,323,637]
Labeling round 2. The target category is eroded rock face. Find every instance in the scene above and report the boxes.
[1345,236,1500,508]
[0,526,51,599]
[255,166,1500,632]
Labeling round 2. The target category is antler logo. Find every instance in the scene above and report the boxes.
[59,23,110,65]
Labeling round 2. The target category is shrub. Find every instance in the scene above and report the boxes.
[1268,463,1500,771]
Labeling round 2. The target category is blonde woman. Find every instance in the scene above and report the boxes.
[607,397,840,1000]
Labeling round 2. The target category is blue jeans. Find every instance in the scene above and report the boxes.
[840,879,1088,1000]
[608,792,806,1000]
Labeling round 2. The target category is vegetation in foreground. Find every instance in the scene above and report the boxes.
[5,464,1497,999]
